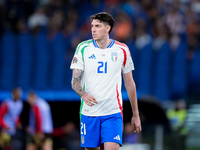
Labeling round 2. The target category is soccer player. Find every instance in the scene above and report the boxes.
[0,87,23,149]
[26,90,53,150]
[70,12,141,150]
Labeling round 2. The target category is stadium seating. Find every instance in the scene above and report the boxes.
[34,30,49,90]
[51,32,66,90]
[171,42,187,99]
[18,32,33,89]
[0,30,199,101]
[1,31,16,90]
[189,51,200,96]
[154,42,171,100]
[137,44,153,95]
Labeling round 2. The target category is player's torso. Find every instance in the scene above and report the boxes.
[3,100,23,134]
[83,44,124,93]
[81,43,124,116]
[5,100,22,121]
[35,99,53,133]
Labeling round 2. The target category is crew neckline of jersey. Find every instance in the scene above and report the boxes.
[93,39,115,49]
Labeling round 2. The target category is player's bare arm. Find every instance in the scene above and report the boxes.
[72,69,97,106]
[123,71,142,133]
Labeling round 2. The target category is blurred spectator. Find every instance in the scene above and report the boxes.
[48,9,65,39]
[164,7,185,34]
[0,87,24,150]
[167,99,187,132]
[113,12,133,42]
[121,0,142,19]
[184,7,199,25]
[166,99,188,150]
[16,18,28,34]
[191,0,200,14]
[26,90,53,150]
[5,0,23,33]
[135,18,152,49]
[156,0,169,15]
[152,17,168,50]
[169,33,181,50]
[28,6,48,34]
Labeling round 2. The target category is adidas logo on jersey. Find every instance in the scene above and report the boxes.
[114,135,121,141]
[89,54,96,59]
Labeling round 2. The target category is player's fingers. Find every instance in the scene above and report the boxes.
[131,123,136,131]
[88,95,97,103]
[136,126,142,133]
[84,99,93,106]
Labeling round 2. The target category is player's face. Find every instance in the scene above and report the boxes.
[27,95,36,106]
[91,19,109,41]
[12,88,22,100]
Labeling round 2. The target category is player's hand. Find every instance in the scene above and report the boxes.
[82,94,97,106]
[131,114,142,133]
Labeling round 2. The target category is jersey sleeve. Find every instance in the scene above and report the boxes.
[33,105,42,133]
[122,47,135,74]
[0,102,8,128]
[70,43,85,70]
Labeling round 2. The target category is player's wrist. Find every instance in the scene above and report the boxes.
[132,111,139,117]
[81,94,88,99]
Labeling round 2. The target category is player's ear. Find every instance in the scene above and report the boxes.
[106,25,111,33]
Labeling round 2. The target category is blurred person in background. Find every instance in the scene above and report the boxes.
[27,6,48,34]
[167,99,187,150]
[26,91,53,150]
[0,87,23,150]
[134,18,152,50]
[71,12,141,150]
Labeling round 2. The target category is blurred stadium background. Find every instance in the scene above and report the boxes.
[0,0,200,150]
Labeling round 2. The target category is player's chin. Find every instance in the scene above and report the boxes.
[92,37,98,41]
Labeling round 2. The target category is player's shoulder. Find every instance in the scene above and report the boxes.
[0,99,11,107]
[37,98,49,107]
[114,40,129,50]
[75,39,93,54]
[77,39,93,49]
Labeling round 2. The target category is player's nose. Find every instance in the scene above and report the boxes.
[92,27,96,32]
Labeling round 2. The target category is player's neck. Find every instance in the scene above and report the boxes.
[95,36,111,49]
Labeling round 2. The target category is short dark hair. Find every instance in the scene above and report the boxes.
[27,90,37,97]
[90,12,115,34]
[12,87,22,94]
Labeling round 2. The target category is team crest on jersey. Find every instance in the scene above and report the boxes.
[72,57,78,64]
[81,135,85,144]
[111,52,118,62]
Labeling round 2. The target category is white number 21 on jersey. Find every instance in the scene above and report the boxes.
[81,122,86,135]
[97,61,107,73]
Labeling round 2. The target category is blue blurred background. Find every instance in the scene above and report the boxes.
[0,0,200,102]
[0,0,200,150]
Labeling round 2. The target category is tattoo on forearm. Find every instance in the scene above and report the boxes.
[71,69,87,97]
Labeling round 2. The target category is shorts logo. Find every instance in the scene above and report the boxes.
[114,135,121,141]
[81,135,85,144]
[111,52,117,62]
[72,57,78,64]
